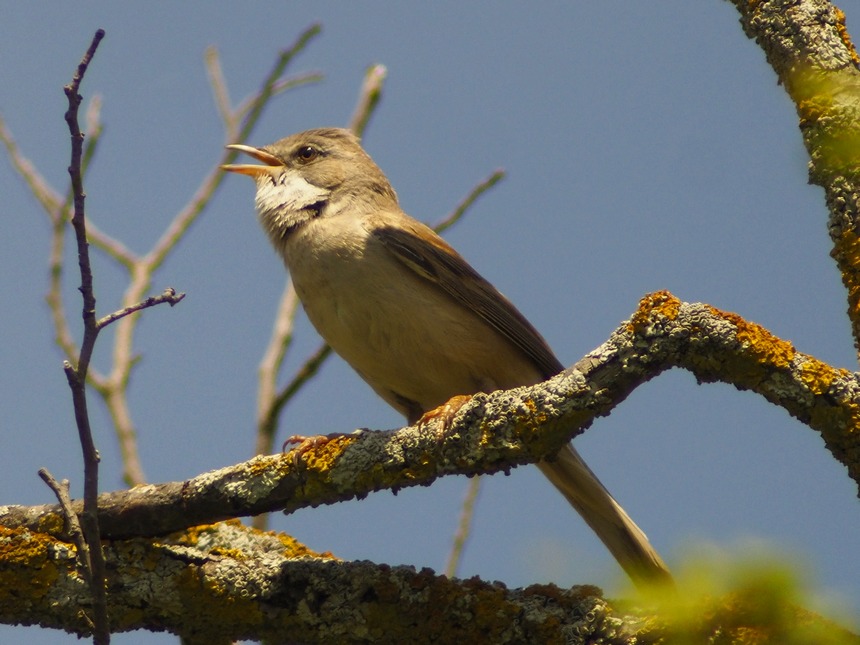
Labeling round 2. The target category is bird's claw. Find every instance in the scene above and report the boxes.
[282,432,348,467]
[416,394,473,440]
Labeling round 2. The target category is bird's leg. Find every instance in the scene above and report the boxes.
[416,394,473,436]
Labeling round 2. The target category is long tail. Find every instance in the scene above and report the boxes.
[537,443,673,589]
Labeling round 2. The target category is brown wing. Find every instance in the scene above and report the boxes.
[372,220,564,380]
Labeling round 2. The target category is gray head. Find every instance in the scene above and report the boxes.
[223,128,398,242]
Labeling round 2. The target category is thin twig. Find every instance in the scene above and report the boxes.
[444,476,482,577]
[37,469,91,585]
[96,288,185,329]
[255,282,300,458]
[0,114,63,214]
[62,28,111,645]
[349,64,387,137]
[148,26,323,272]
[44,101,120,386]
[205,46,232,128]
[236,23,322,144]
[234,71,324,125]
[434,169,505,234]
[272,343,333,423]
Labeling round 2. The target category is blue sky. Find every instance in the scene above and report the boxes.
[2,3,859,641]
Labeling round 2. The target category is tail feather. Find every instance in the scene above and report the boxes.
[537,444,673,588]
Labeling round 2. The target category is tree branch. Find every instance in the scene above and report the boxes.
[0,516,854,642]
[0,521,630,643]
[348,64,387,135]
[61,27,110,645]
[730,0,860,360]
[6,292,856,541]
[95,288,185,329]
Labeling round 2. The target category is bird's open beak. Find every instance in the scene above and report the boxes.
[221,144,283,177]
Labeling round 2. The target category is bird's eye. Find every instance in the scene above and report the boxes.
[296,145,319,162]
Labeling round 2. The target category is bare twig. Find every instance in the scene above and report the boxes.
[235,23,322,144]
[270,342,333,424]
[255,282,300,457]
[62,28,111,645]
[37,468,92,586]
[234,71,324,125]
[45,101,111,376]
[444,476,482,578]
[96,288,185,329]
[205,46,232,127]
[349,64,388,137]
[3,24,324,495]
[434,169,505,234]
[0,115,64,214]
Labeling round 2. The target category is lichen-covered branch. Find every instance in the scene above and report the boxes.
[0,521,633,643]
[2,291,856,542]
[1,520,854,643]
[630,292,859,486]
[730,0,860,359]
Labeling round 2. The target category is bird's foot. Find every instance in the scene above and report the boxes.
[282,432,350,466]
[416,394,473,438]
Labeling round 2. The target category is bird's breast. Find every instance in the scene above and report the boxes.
[282,215,542,416]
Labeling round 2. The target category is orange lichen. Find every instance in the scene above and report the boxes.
[246,453,286,478]
[34,512,65,536]
[727,314,796,369]
[833,228,860,322]
[518,398,548,431]
[167,520,332,560]
[798,356,847,395]
[798,356,860,435]
[834,7,860,66]
[809,398,860,437]
[168,521,237,547]
[298,433,357,472]
[273,531,336,560]
[629,291,681,333]
[512,398,557,455]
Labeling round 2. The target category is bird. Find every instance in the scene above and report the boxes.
[222,127,672,588]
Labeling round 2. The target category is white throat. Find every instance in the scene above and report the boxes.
[255,172,329,216]
[254,172,330,243]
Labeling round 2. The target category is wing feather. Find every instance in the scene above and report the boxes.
[373,221,564,380]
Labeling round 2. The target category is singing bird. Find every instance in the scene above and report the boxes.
[223,128,671,587]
